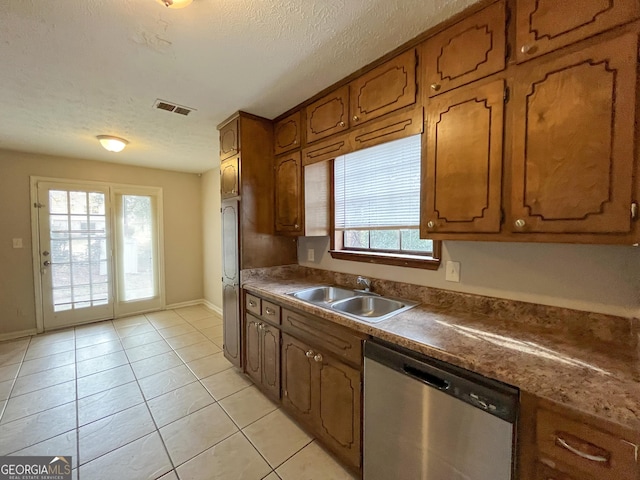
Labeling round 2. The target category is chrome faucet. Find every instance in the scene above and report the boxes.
[356,276,372,292]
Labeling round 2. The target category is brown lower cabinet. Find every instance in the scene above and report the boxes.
[242,291,364,473]
[245,313,280,401]
[281,332,362,470]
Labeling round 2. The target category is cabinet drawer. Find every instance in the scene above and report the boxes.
[535,461,591,480]
[281,309,362,365]
[261,301,281,325]
[245,294,262,316]
[536,408,638,480]
[274,111,302,155]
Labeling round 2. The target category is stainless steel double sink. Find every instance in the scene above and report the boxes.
[287,286,418,323]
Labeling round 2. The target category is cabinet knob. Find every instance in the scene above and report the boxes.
[427,220,435,229]
[249,300,256,307]
[430,83,441,91]
[514,219,526,229]
[259,323,265,330]
[293,139,297,144]
[294,224,299,229]
[305,350,314,358]
[265,307,275,316]
[339,121,345,127]
[521,44,533,54]
[314,353,323,363]
[352,115,359,122]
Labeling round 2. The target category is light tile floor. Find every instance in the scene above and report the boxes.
[0,305,357,480]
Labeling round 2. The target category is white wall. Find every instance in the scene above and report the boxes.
[202,168,222,312]
[298,236,640,318]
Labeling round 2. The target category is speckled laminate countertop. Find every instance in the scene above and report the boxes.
[242,268,640,432]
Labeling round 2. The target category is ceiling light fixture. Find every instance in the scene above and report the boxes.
[97,135,129,153]
[157,0,193,8]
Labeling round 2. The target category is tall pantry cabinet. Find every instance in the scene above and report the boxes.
[217,112,297,367]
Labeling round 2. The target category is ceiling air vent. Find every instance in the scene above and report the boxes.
[153,99,196,116]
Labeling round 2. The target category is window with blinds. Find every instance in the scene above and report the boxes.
[334,135,433,256]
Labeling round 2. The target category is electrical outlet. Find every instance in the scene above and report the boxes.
[307,248,315,262]
[12,238,23,249]
[445,261,460,282]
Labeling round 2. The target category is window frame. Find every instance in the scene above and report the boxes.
[328,135,441,270]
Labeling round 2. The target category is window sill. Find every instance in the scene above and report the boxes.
[328,250,441,270]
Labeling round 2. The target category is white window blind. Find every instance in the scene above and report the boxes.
[334,135,421,230]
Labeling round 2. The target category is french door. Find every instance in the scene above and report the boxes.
[34,180,164,331]
[37,182,113,329]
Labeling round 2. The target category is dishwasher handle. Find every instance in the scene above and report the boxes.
[403,364,450,390]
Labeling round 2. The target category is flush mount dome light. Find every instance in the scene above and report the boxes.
[157,0,193,8]
[97,135,129,153]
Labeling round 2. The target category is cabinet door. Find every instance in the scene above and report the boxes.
[275,152,303,235]
[222,282,241,367]
[245,314,261,384]
[281,333,314,424]
[306,86,350,143]
[221,199,239,284]
[220,117,239,160]
[261,324,280,400]
[315,353,362,469]
[516,0,640,62]
[350,49,416,125]
[274,111,302,156]
[220,157,240,199]
[510,34,637,234]
[422,80,505,234]
[422,1,506,96]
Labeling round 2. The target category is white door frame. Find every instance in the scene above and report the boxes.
[30,176,166,333]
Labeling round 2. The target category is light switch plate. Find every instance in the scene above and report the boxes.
[445,261,460,282]
[307,248,315,262]
[12,238,23,249]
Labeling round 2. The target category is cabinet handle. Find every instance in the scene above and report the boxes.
[514,219,526,229]
[314,353,323,363]
[352,115,359,122]
[259,323,265,331]
[427,220,435,229]
[305,350,315,358]
[293,139,297,144]
[556,436,608,463]
[339,121,345,127]
[521,44,533,54]
[255,322,260,332]
[249,300,257,307]
[430,83,441,91]
[265,307,275,316]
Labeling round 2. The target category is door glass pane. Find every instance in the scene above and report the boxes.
[121,195,156,301]
[48,190,109,312]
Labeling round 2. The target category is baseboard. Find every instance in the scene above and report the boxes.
[0,328,38,342]
[165,299,206,310]
[202,300,223,317]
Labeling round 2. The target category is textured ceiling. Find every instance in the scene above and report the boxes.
[0,0,478,173]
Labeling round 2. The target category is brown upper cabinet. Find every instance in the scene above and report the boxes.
[305,86,350,143]
[510,33,638,235]
[422,1,506,96]
[349,49,417,125]
[422,79,505,235]
[274,111,302,156]
[275,151,304,235]
[219,117,239,160]
[220,157,240,199]
[515,0,640,62]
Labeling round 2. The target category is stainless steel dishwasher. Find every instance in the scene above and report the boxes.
[364,340,518,480]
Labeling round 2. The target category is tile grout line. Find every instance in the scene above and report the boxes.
[73,323,80,480]
[0,337,31,424]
